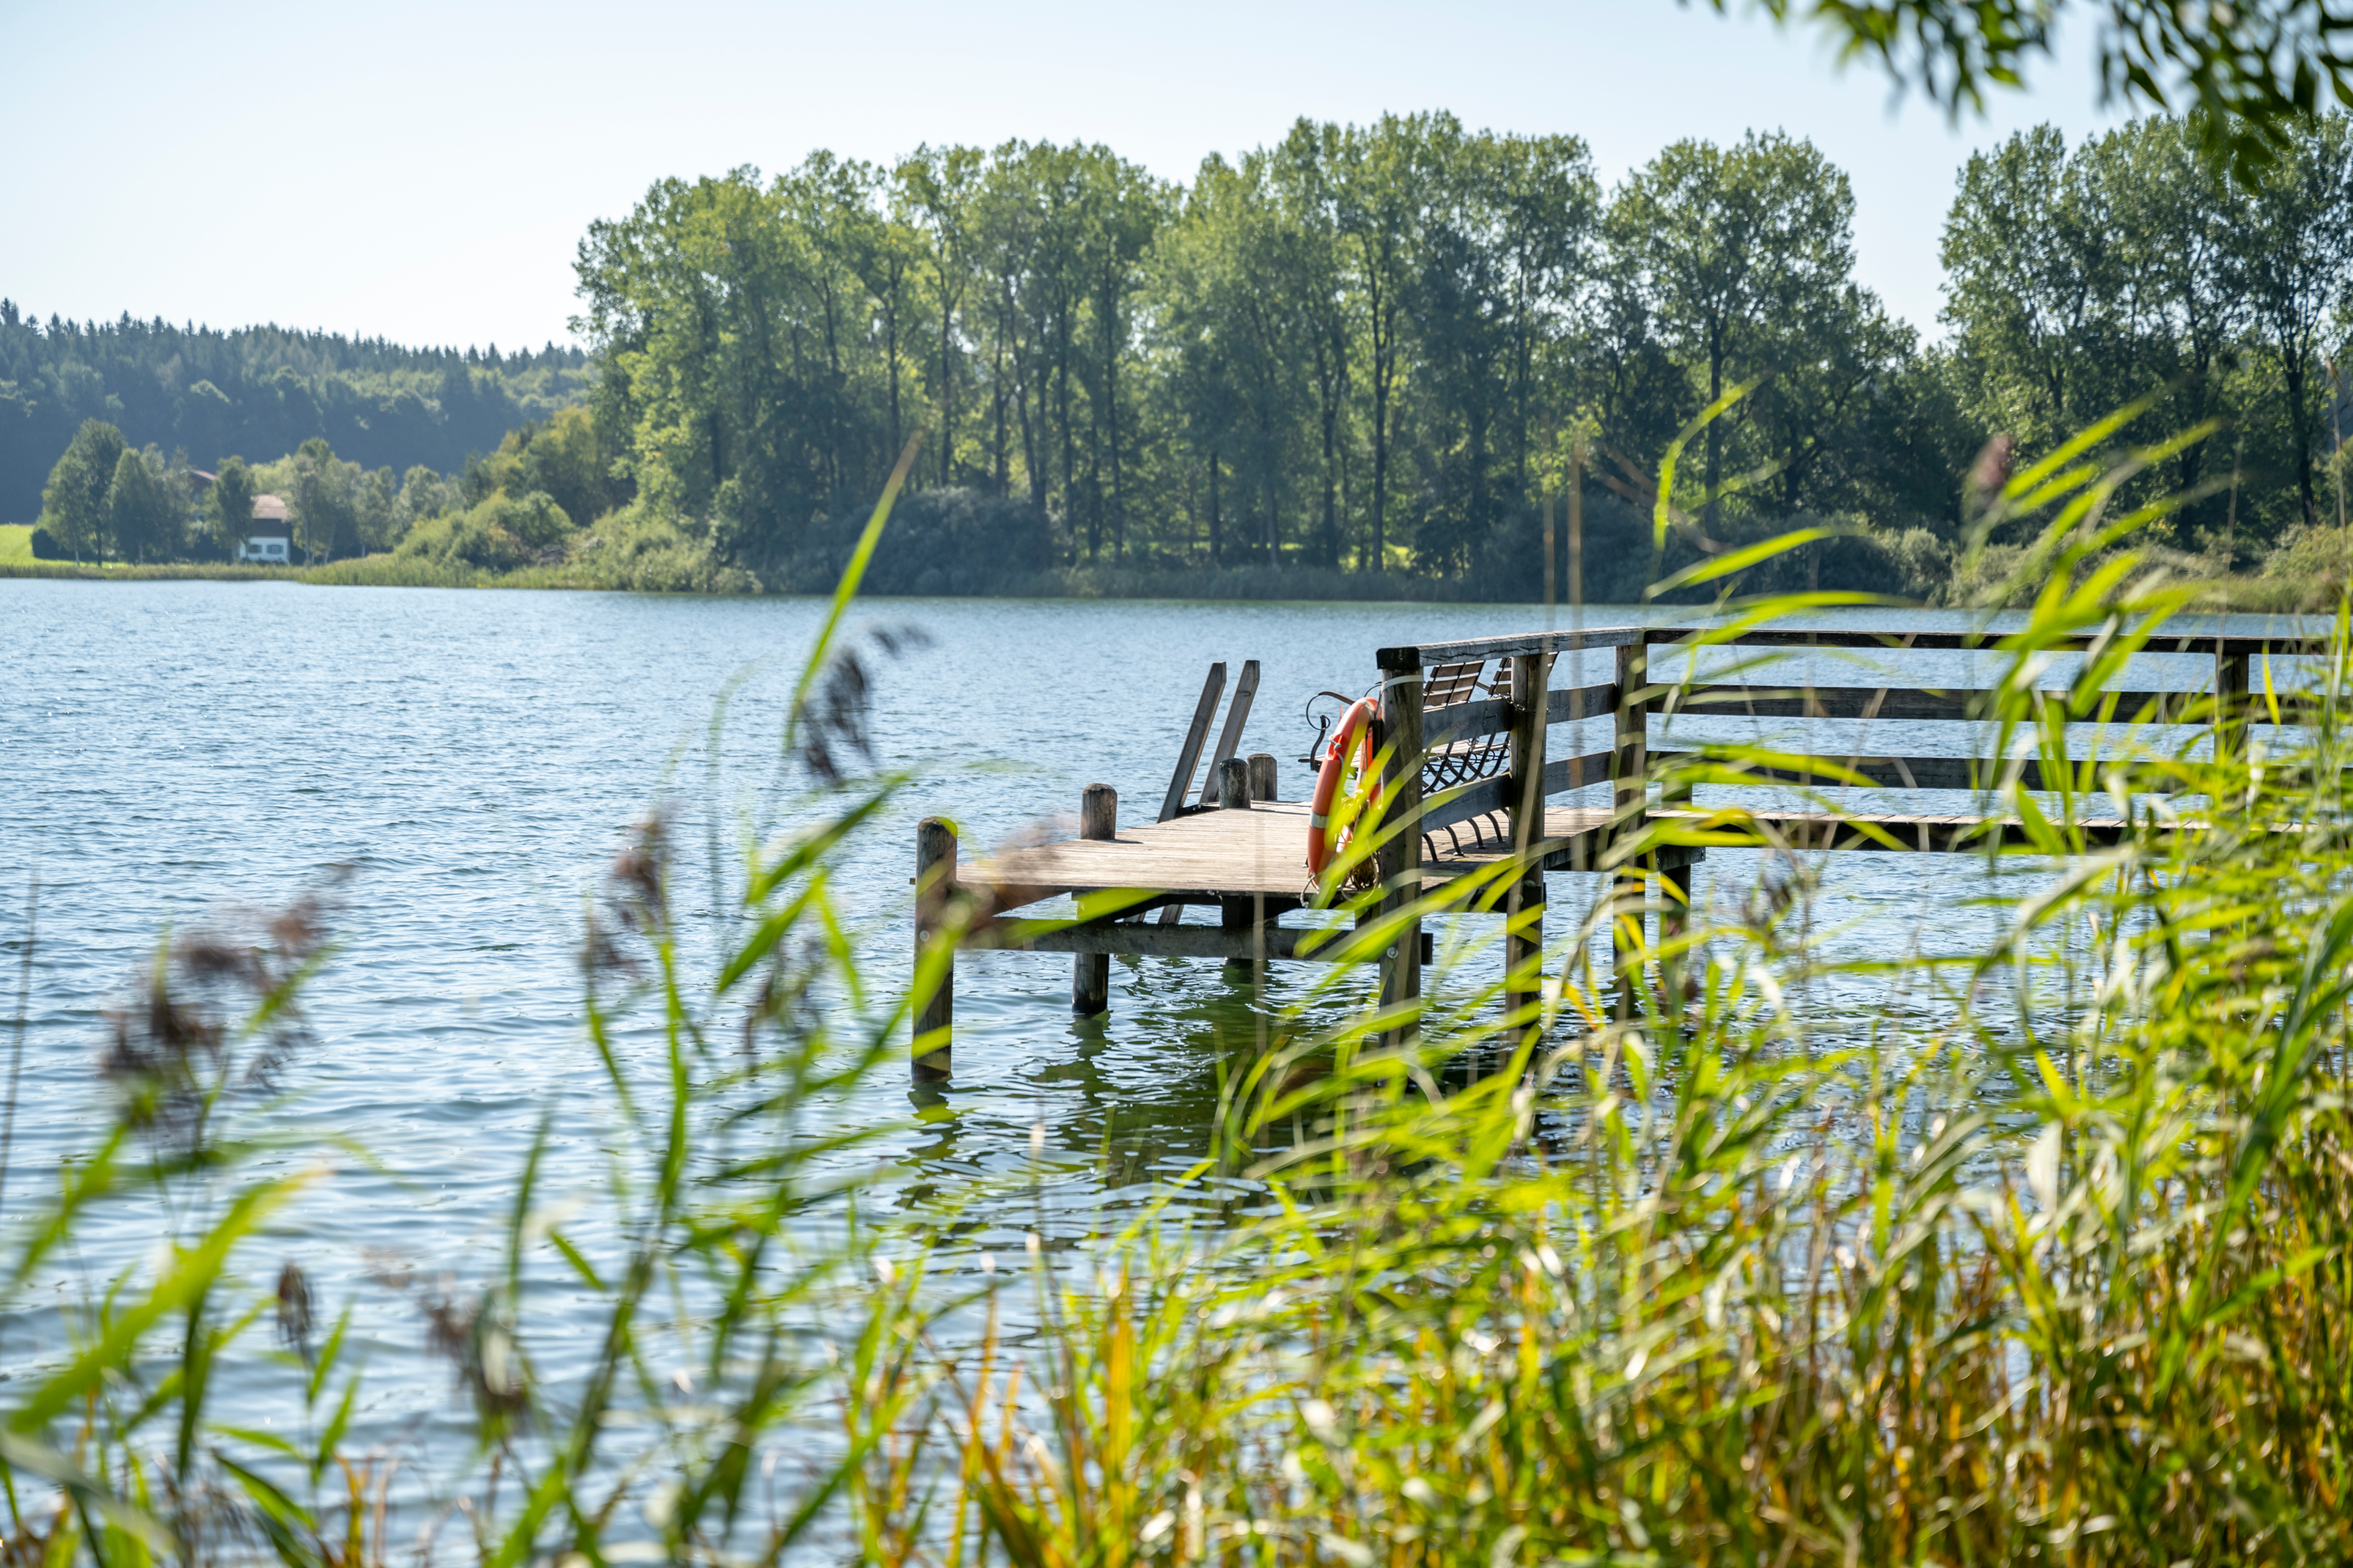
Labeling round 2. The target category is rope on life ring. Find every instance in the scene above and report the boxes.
[1304,697,1381,897]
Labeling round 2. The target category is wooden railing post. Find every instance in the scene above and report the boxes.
[2216,637,2250,766]
[1611,641,1650,1020]
[1072,785,1116,1017]
[1247,751,1280,802]
[1506,650,1550,1047]
[1376,653,1426,1045]
[914,817,958,1079]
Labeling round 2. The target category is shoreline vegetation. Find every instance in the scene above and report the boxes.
[5,529,2346,612]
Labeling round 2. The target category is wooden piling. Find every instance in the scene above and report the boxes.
[1612,641,1649,1021]
[2216,637,2250,765]
[1376,655,1425,1043]
[1221,894,1260,978]
[1505,872,1545,1050]
[1216,757,1251,810]
[1247,751,1279,802]
[1505,651,1550,1048]
[914,817,957,1079]
[1072,784,1117,1016]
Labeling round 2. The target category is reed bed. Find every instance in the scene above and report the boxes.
[5,419,2352,1565]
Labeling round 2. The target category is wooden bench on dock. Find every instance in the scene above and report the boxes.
[908,621,2295,1078]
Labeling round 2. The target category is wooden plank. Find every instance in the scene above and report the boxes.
[1422,683,1617,748]
[1656,685,2200,723]
[1423,774,1510,833]
[974,919,1410,962]
[1646,749,2187,794]
[1651,806,2133,852]
[1377,627,1642,670]
[1193,659,1263,805]
[1541,749,1614,797]
[1159,663,1226,822]
[1543,682,1615,721]
[967,800,1672,911]
[1423,696,1513,749]
[1650,626,2324,657]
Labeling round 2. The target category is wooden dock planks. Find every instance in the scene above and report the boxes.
[960,800,1691,910]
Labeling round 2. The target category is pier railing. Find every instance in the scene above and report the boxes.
[913,620,2315,1075]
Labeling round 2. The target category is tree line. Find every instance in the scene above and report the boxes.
[576,109,2353,598]
[29,408,619,570]
[0,307,591,523]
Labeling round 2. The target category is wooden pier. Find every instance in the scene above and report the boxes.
[911,621,2294,1078]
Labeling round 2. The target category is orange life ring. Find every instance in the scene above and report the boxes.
[1306,697,1381,883]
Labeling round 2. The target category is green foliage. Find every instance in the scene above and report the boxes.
[1725,0,2353,177]
[205,457,257,556]
[466,405,628,528]
[103,446,188,563]
[393,489,573,571]
[248,438,406,562]
[0,307,590,525]
[575,119,1951,594]
[1945,113,2353,555]
[37,418,125,563]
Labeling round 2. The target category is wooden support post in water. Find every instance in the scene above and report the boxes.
[1247,751,1279,802]
[1612,641,1649,1022]
[1071,784,1117,1017]
[1221,895,1260,978]
[1660,861,1692,1020]
[1376,653,1425,1044]
[2216,638,2250,766]
[1505,650,1549,1048]
[1505,872,1545,1049]
[914,817,957,1080]
[1214,760,1260,976]
[1657,759,1693,1016]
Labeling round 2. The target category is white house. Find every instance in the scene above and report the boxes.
[237,495,293,564]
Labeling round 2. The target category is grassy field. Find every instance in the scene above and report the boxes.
[0,524,33,564]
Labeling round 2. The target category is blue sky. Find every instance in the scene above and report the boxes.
[4,0,2126,352]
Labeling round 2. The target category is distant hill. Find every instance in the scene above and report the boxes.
[0,301,591,519]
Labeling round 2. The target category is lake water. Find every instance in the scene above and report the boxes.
[0,578,2276,1523]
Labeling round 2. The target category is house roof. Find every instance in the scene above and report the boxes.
[251,494,288,524]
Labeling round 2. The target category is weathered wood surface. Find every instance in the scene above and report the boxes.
[971,917,1434,964]
[1378,627,1642,669]
[1656,685,2204,723]
[1072,784,1117,1015]
[914,818,957,1078]
[962,799,1686,910]
[1648,625,2321,656]
[1651,806,2134,852]
[1159,664,1226,823]
[1192,660,1263,806]
[1645,749,2187,794]
[1423,683,1617,748]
